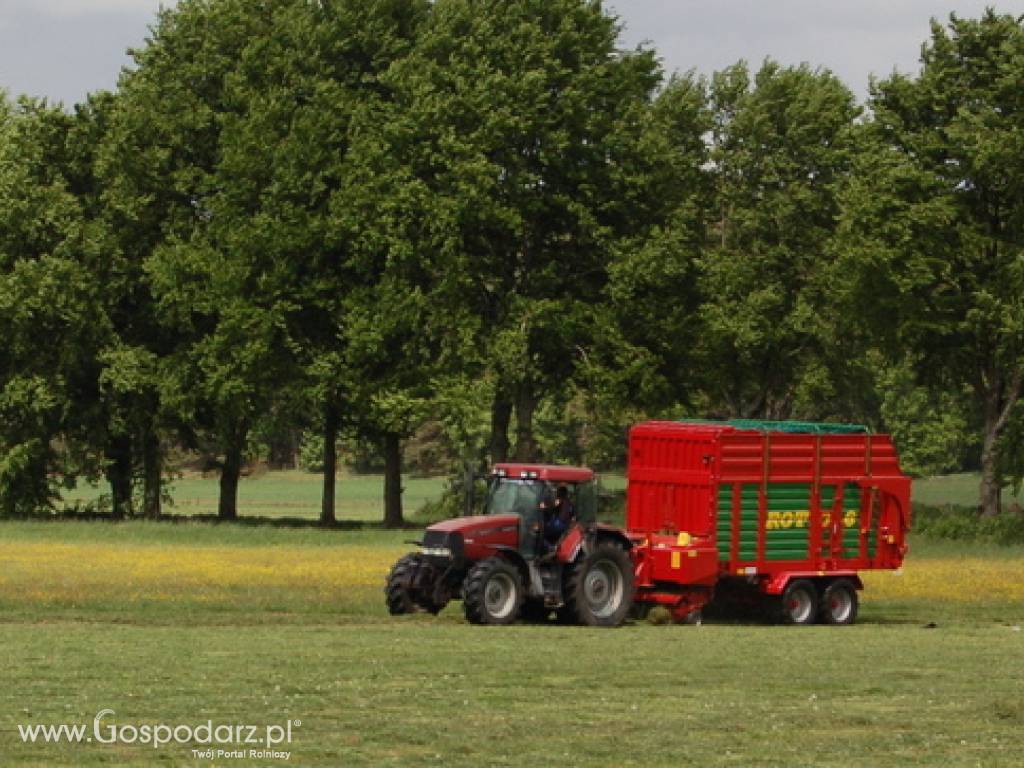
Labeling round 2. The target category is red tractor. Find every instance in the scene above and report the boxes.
[386,463,635,626]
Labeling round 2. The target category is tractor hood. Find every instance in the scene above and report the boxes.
[424,515,520,561]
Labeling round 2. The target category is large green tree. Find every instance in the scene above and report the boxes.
[700,61,860,419]
[0,96,112,515]
[841,11,1024,515]
[389,0,662,464]
[587,72,712,458]
[111,0,313,520]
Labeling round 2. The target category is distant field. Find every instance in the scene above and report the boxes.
[0,521,1021,766]
[62,469,1015,522]
[62,469,630,522]
[62,470,448,522]
[912,473,1024,508]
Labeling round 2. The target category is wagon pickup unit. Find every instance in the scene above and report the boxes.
[387,420,911,626]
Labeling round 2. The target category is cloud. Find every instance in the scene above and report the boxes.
[0,0,172,20]
[609,0,1024,97]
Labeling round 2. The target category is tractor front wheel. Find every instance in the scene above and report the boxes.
[563,542,634,627]
[386,553,445,615]
[463,557,524,625]
[386,553,424,615]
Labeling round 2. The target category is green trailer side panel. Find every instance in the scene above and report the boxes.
[716,484,732,558]
[719,481,875,562]
[716,483,759,560]
[764,483,811,559]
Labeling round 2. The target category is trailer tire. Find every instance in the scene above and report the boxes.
[563,542,634,627]
[463,557,524,625]
[820,579,859,625]
[780,579,818,625]
[386,553,430,615]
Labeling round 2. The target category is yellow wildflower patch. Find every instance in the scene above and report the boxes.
[862,556,1024,603]
[0,541,408,607]
[2,538,1022,610]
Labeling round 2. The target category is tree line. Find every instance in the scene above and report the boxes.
[2,1,1023,523]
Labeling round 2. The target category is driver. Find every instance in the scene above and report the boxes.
[542,485,575,547]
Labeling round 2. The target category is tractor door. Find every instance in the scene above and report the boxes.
[484,478,545,560]
[574,480,598,523]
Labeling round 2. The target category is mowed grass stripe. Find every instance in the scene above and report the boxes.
[1,622,1022,767]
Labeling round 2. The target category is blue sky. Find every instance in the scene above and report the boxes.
[2,1,1024,106]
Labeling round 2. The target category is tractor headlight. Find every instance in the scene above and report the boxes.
[421,546,452,558]
[421,529,463,562]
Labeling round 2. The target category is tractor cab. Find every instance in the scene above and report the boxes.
[485,463,596,559]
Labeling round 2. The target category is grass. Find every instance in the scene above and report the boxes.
[62,470,448,522]
[59,468,1001,523]
[0,518,1022,766]
[60,468,1014,523]
[10,470,1020,765]
[912,472,1024,508]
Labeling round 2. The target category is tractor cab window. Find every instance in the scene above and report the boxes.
[484,478,545,519]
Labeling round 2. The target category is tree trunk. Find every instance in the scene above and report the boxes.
[321,405,338,525]
[106,433,133,519]
[218,425,247,521]
[512,381,539,462]
[489,386,512,464]
[978,368,1022,518]
[980,385,1003,518]
[141,425,162,518]
[383,432,404,528]
[980,430,1001,518]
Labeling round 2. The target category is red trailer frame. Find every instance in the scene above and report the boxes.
[626,420,911,621]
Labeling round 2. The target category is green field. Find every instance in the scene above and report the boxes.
[2,471,1018,765]
[912,472,1024,508]
[61,469,1009,523]
[62,470,449,521]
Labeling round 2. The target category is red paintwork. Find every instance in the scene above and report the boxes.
[625,421,912,616]
[555,525,585,562]
[493,463,594,483]
[763,571,863,595]
[428,514,519,561]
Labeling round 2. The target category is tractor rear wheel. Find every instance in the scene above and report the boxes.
[820,579,859,625]
[386,553,445,615]
[780,579,818,625]
[563,541,634,627]
[463,557,524,625]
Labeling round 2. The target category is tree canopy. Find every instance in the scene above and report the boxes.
[3,5,1024,521]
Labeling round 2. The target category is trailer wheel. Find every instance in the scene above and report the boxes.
[386,553,428,615]
[820,579,859,625]
[463,557,524,625]
[563,542,634,627]
[780,579,818,625]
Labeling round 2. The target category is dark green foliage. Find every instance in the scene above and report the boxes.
[700,61,861,419]
[913,503,1024,545]
[0,97,113,514]
[386,0,664,464]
